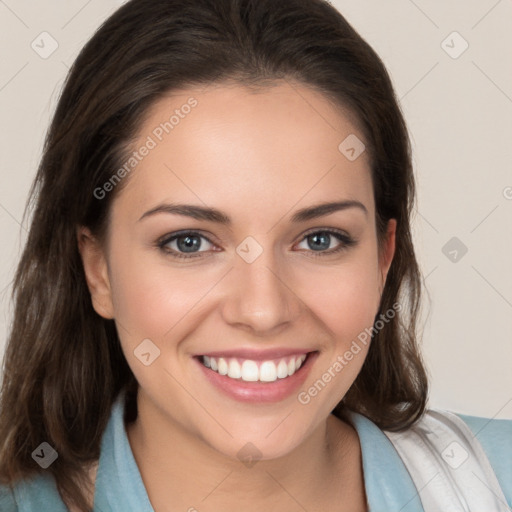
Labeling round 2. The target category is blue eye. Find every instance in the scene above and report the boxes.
[158,231,215,259]
[157,229,356,260]
[296,230,356,256]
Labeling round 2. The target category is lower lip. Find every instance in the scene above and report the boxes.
[195,352,318,403]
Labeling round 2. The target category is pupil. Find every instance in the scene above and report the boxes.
[178,235,200,253]
[309,232,330,251]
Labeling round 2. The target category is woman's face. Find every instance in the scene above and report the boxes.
[80,80,395,460]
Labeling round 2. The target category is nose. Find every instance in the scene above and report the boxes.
[220,244,303,335]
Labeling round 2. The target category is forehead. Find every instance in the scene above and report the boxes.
[112,81,374,224]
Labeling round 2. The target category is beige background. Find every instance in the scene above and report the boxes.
[0,0,511,419]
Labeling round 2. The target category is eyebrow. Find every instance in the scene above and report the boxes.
[138,200,368,224]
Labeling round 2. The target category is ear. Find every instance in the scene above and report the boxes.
[76,226,115,319]
[378,219,396,294]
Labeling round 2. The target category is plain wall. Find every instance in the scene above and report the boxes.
[0,0,511,419]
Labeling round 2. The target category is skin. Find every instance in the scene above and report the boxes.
[78,80,396,512]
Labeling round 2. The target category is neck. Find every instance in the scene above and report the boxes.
[126,390,365,511]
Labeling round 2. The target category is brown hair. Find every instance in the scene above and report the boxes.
[0,0,428,509]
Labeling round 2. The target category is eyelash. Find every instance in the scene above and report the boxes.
[156,229,357,260]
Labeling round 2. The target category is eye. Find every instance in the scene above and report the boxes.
[157,231,216,259]
[295,229,356,256]
[157,228,356,260]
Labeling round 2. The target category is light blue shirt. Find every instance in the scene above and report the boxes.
[1,391,511,511]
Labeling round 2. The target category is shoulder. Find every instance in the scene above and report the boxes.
[345,408,512,510]
[388,409,512,507]
[0,482,17,512]
[454,411,512,502]
[0,471,69,512]
[454,411,512,447]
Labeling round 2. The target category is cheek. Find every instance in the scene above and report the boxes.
[299,258,381,342]
[107,248,215,343]
[295,260,380,410]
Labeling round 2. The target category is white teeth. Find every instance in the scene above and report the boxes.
[277,359,288,379]
[228,359,241,379]
[241,360,259,381]
[201,354,308,382]
[217,358,228,375]
[260,361,277,382]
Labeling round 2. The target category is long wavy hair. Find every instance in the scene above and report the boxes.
[0,0,428,510]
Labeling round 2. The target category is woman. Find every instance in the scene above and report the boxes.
[0,0,510,511]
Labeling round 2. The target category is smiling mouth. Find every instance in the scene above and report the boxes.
[198,353,311,383]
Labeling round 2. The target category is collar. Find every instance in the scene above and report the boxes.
[344,410,424,512]
[94,392,425,512]
[94,391,154,511]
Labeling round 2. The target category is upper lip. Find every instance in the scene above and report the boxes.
[196,348,315,361]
